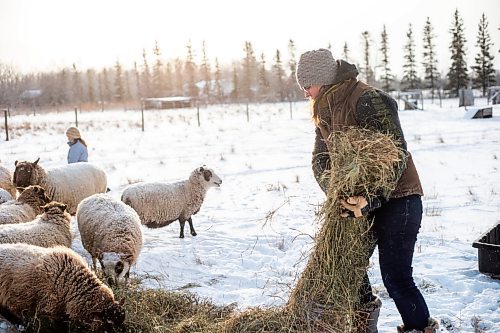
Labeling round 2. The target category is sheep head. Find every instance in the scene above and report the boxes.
[13,158,40,188]
[42,201,68,214]
[88,300,125,333]
[17,185,51,208]
[99,252,132,286]
[196,166,222,188]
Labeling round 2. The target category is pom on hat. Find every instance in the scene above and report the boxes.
[66,127,81,139]
[296,48,338,89]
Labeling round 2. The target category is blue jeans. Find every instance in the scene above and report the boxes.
[361,194,430,330]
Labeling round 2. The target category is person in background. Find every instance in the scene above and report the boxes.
[295,48,438,333]
[66,126,88,164]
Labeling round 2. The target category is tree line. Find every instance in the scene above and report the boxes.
[0,9,497,111]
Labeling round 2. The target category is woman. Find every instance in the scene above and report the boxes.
[296,48,437,333]
[66,126,88,164]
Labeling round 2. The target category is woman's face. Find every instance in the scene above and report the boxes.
[67,135,75,143]
[303,85,321,100]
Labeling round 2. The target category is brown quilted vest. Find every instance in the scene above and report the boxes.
[316,79,423,198]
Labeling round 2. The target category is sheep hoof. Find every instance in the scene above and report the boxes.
[179,234,184,238]
[191,232,197,236]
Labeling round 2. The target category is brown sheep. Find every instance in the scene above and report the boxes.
[0,243,125,332]
[0,185,50,225]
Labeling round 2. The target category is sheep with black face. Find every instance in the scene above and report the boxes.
[13,158,107,215]
[77,193,143,286]
[121,166,222,238]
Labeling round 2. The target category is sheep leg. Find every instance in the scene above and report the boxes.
[178,219,186,238]
[187,217,197,236]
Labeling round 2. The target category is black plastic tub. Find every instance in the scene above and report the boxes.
[472,222,500,279]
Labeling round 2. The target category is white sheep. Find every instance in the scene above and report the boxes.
[0,188,12,204]
[0,243,125,332]
[0,201,72,248]
[121,166,222,238]
[0,185,50,225]
[13,157,108,215]
[77,193,143,285]
[0,164,16,198]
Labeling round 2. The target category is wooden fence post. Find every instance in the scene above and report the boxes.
[74,107,78,127]
[3,109,8,141]
[197,101,201,127]
[246,101,249,122]
[141,100,145,132]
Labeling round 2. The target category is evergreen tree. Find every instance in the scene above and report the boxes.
[447,9,469,96]
[72,64,82,106]
[185,41,198,98]
[200,41,212,100]
[361,31,374,84]
[174,58,184,95]
[258,52,270,97]
[152,40,164,97]
[287,39,299,99]
[273,49,286,101]
[124,71,132,102]
[422,17,440,100]
[401,23,419,90]
[214,58,224,103]
[471,13,495,96]
[101,68,112,102]
[97,71,104,107]
[86,69,95,104]
[133,61,141,100]
[230,63,239,102]
[242,41,256,101]
[379,25,393,91]
[164,62,173,94]
[141,48,152,98]
[114,60,124,103]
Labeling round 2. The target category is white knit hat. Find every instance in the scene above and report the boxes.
[66,127,81,139]
[296,48,338,89]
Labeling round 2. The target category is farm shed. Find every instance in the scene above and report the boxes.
[143,97,193,110]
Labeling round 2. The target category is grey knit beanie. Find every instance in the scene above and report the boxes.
[296,48,337,88]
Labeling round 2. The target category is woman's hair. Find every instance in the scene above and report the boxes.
[77,138,87,147]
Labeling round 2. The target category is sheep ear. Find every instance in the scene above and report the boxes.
[33,157,40,165]
[14,160,18,166]
[199,166,204,172]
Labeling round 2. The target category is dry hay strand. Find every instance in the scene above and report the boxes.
[113,281,236,333]
[215,306,313,333]
[287,127,405,332]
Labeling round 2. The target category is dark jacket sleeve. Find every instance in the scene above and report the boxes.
[312,127,331,194]
[354,90,408,200]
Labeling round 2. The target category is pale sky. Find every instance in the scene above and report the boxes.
[1,0,499,78]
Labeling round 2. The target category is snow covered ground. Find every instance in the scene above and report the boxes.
[1,98,499,332]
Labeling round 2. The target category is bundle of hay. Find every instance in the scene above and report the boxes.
[286,127,405,332]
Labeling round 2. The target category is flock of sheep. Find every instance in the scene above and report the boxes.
[0,160,222,332]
